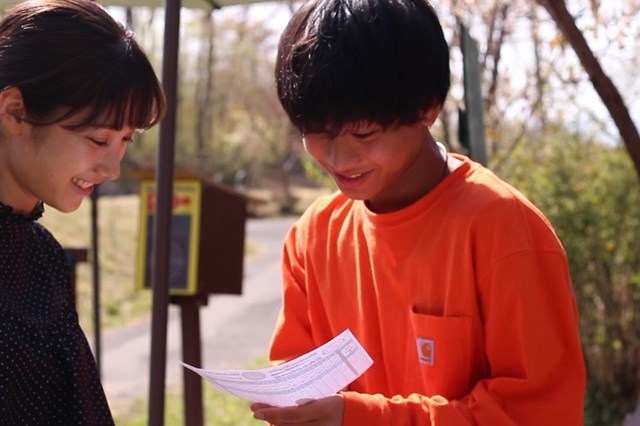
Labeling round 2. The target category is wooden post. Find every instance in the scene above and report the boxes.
[179,297,204,426]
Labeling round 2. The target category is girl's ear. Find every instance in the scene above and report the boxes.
[0,86,27,135]
[419,104,442,127]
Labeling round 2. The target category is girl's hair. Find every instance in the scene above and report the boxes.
[0,0,166,130]
[275,0,450,135]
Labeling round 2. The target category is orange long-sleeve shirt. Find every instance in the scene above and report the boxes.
[269,155,586,425]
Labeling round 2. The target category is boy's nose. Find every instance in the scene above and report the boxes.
[327,137,360,170]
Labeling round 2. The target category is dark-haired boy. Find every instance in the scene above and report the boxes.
[251,0,586,424]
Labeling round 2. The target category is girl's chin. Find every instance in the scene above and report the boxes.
[48,199,84,213]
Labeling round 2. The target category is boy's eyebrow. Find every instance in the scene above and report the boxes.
[303,121,382,139]
[351,120,380,130]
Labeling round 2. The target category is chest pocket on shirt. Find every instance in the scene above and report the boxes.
[409,308,473,400]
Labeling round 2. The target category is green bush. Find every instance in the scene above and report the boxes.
[499,129,640,425]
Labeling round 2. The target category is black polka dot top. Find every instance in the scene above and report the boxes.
[0,201,114,425]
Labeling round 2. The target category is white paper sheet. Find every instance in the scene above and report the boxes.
[180,329,373,407]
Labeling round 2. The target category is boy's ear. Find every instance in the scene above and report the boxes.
[420,104,442,127]
[0,86,27,134]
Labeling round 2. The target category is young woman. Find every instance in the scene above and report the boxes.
[0,0,165,423]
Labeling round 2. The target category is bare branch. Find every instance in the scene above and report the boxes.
[536,0,640,182]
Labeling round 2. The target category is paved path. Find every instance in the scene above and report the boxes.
[95,214,640,425]
[99,216,298,415]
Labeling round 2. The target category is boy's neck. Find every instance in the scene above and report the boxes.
[365,140,450,214]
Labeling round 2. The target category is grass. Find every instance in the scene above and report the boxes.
[40,195,262,424]
[40,195,153,333]
[40,195,262,423]
[39,187,328,424]
[40,185,329,333]
[115,357,271,425]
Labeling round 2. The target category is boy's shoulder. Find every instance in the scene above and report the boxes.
[285,191,354,242]
[452,155,546,216]
[292,155,554,235]
[295,155,542,221]
[298,190,353,223]
[448,155,563,249]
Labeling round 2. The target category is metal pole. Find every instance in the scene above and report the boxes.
[90,188,102,377]
[148,1,181,424]
[460,23,488,165]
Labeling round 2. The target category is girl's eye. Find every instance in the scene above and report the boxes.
[88,137,108,146]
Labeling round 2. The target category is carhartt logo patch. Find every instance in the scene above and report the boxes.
[416,337,435,365]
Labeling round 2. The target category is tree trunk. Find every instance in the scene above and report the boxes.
[536,0,640,182]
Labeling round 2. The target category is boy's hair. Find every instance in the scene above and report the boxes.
[275,0,450,135]
[0,0,165,131]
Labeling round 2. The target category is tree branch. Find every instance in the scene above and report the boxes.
[536,0,640,182]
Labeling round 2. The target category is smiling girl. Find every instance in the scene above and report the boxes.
[0,0,165,423]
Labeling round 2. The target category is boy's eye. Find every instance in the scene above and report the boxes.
[353,130,376,139]
[350,122,381,139]
[352,127,381,139]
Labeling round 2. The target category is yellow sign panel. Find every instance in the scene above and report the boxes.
[136,180,202,295]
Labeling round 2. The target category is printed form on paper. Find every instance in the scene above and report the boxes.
[180,329,374,407]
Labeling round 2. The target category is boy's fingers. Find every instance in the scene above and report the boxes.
[251,402,273,411]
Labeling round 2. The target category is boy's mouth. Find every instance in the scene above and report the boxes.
[334,170,371,188]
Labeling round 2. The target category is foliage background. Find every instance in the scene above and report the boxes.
[501,130,640,424]
[35,0,640,424]
[111,1,640,423]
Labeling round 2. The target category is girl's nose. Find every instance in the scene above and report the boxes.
[98,141,127,180]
